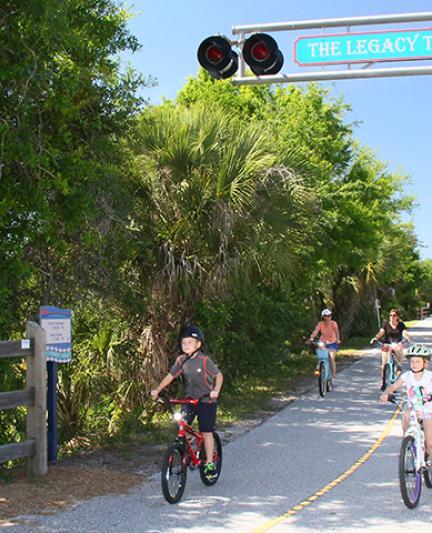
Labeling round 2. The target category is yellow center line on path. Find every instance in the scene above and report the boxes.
[250,404,401,533]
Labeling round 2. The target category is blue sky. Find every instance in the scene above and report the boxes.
[124,0,432,259]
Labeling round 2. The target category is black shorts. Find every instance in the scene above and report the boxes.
[184,401,217,433]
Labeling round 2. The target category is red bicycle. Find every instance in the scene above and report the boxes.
[160,397,223,503]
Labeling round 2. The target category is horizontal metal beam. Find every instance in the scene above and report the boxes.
[0,439,35,464]
[233,65,432,85]
[232,11,432,35]
[0,388,34,411]
[0,340,33,359]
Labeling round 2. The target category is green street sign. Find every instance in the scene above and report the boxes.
[295,28,432,66]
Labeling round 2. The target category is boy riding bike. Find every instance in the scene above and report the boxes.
[380,344,432,460]
[150,324,223,479]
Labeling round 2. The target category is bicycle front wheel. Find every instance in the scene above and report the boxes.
[382,363,391,391]
[200,432,223,486]
[318,362,327,397]
[399,435,421,508]
[424,451,432,488]
[327,377,333,392]
[161,443,188,504]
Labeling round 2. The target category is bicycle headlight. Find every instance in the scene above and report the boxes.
[173,411,183,422]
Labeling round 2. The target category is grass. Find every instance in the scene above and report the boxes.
[338,336,370,356]
[218,352,316,424]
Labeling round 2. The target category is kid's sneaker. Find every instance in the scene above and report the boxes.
[203,462,217,479]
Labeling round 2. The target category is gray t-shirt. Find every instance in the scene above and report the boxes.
[170,351,220,403]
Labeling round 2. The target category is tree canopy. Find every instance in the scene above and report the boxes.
[1,6,429,447]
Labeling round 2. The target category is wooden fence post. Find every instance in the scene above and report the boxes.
[26,321,47,478]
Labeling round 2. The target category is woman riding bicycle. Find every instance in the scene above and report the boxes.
[309,308,340,378]
[150,324,223,479]
[371,308,412,376]
[380,344,432,460]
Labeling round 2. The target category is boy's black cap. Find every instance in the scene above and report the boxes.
[179,324,204,343]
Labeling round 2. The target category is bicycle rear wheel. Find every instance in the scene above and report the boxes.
[199,432,223,486]
[399,435,422,508]
[424,451,432,488]
[161,443,188,503]
[382,363,391,391]
[318,362,327,397]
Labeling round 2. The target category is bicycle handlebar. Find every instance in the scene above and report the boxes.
[157,391,174,413]
[170,399,200,406]
[371,339,410,347]
[156,392,212,413]
[307,339,334,349]
[386,393,432,405]
[387,393,404,404]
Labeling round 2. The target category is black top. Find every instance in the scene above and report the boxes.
[382,320,406,343]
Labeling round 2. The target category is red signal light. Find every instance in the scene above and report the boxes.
[251,42,270,61]
[243,33,284,76]
[197,36,238,79]
[206,45,224,64]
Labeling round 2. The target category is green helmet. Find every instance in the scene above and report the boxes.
[406,344,432,360]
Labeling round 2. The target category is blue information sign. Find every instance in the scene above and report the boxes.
[295,28,432,66]
[40,306,72,363]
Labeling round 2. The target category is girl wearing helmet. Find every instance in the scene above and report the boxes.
[381,344,432,458]
[151,324,223,478]
[309,309,341,378]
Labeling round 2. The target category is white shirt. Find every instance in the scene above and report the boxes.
[402,369,432,410]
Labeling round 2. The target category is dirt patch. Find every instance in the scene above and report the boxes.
[0,441,165,525]
[0,464,144,526]
[0,352,363,526]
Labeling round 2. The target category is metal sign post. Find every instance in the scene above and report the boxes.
[374,298,381,329]
[229,11,432,85]
[40,306,72,463]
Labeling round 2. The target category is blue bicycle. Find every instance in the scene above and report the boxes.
[371,339,408,391]
[309,340,333,397]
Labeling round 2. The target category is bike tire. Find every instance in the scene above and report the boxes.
[318,362,327,397]
[424,451,432,488]
[199,432,223,486]
[382,364,391,391]
[399,435,422,508]
[161,442,188,504]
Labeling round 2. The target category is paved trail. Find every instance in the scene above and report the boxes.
[10,319,432,532]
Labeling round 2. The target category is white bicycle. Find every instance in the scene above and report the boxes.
[389,394,432,508]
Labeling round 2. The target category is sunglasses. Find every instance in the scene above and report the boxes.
[389,313,398,317]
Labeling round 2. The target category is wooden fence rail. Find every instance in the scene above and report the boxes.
[0,321,47,478]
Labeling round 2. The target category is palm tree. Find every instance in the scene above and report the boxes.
[131,104,313,389]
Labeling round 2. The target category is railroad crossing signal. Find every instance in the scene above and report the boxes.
[197,11,432,85]
[197,36,238,79]
[197,33,284,79]
[242,33,284,75]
